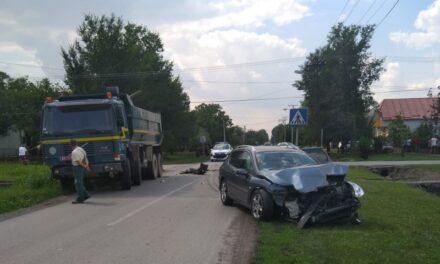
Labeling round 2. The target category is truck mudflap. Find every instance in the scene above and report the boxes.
[52,162,123,179]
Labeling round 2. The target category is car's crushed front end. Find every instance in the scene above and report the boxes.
[263,163,364,228]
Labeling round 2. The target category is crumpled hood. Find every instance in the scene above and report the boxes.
[261,163,348,193]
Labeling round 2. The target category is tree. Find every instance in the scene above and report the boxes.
[294,23,384,144]
[61,14,191,151]
[245,129,269,145]
[387,115,411,147]
[0,71,63,147]
[192,103,232,145]
[271,124,284,143]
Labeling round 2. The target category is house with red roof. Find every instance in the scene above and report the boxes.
[375,98,436,135]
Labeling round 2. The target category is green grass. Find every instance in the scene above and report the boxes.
[331,152,440,162]
[163,151,209,165]
[0,162,63,214]
[254,168,440,264]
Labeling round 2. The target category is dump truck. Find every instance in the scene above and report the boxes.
[40,87,163,190]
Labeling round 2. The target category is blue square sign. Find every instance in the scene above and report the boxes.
[289,108,308,128]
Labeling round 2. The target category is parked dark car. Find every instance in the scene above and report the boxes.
[302,147,331,164]
[219,145,364,228]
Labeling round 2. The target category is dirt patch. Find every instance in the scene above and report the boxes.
[217,212,257,264]
[369,166,440,196]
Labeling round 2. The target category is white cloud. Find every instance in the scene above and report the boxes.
[389,0,440,48]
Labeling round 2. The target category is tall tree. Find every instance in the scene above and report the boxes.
[61,14,191,151]
[0,71,63,147]
[192,103,232,145]
[245,129,269,145]
[294,23,384,144]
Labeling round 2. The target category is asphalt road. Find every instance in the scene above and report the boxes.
[0,162,256,264]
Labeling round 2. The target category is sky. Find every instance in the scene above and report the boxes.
[1,0,440,136]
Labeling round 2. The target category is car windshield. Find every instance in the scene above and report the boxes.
[42,104,116,136]
[256,151,316,170]
[213,144,230,150]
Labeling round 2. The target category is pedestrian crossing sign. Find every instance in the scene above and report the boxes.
[289,108,308,128]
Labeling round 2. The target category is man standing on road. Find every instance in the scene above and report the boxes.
[18,144,28,165]
[70,139,90,204]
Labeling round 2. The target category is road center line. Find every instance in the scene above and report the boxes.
[107,179,198,226]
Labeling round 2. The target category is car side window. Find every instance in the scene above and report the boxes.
[230,150,254,173]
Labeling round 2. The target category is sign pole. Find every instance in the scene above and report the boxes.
[295,128,299,146]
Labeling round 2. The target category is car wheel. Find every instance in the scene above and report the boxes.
[220,180,233,206]
[251,189,273,220]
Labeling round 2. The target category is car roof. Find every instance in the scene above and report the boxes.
[235,145,303,153]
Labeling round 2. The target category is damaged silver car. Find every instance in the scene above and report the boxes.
[219,145,364,228]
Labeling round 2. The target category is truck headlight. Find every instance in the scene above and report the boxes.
[347,181,365,198]
[49,146,57,155]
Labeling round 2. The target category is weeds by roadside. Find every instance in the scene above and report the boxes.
[0,162,63,214]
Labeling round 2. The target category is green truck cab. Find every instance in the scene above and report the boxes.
[40,87,163,190]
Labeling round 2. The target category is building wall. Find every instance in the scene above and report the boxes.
[381,119,423,132]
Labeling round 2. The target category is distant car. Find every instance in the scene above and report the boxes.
[263,141,272,146]
[302,147,331,164]
[382,142,394,153]
[219,145,364,228]
[210,143,233,161]
[276,142,300,150]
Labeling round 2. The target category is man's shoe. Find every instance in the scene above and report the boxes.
[72,200,83,204]
[84,195,91,201]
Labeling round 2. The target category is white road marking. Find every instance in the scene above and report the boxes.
[107,179,198,226]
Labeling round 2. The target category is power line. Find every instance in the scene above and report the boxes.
[342,0,361,24]
[357,0,378,24]
[376,0,400,28]
[334,0,351,24]
[190,96,303,104]
[0,60,64,71]
[365,0,389,24]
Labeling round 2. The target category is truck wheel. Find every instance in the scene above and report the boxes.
[156,153,163,178]
[120,160,132,190]
[146,154,159,180]
[131,159,142,186]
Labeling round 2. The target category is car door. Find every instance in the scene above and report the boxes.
[234,150,255,205]
[228,150,255,204]
[226,150,243,200]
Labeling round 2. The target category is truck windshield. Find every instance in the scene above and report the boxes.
[42,105,116,136]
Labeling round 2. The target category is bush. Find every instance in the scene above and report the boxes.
[358,137,371,159]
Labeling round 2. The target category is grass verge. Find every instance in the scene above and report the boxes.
[163,151,209,165]
[253,167,440,264]
[332,152,440,162]
[0,162,63,214]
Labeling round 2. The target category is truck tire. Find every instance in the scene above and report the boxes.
[120,160,132,190]
[146,154,159,180]
[156,153,163,178]
[131,159,142,186]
